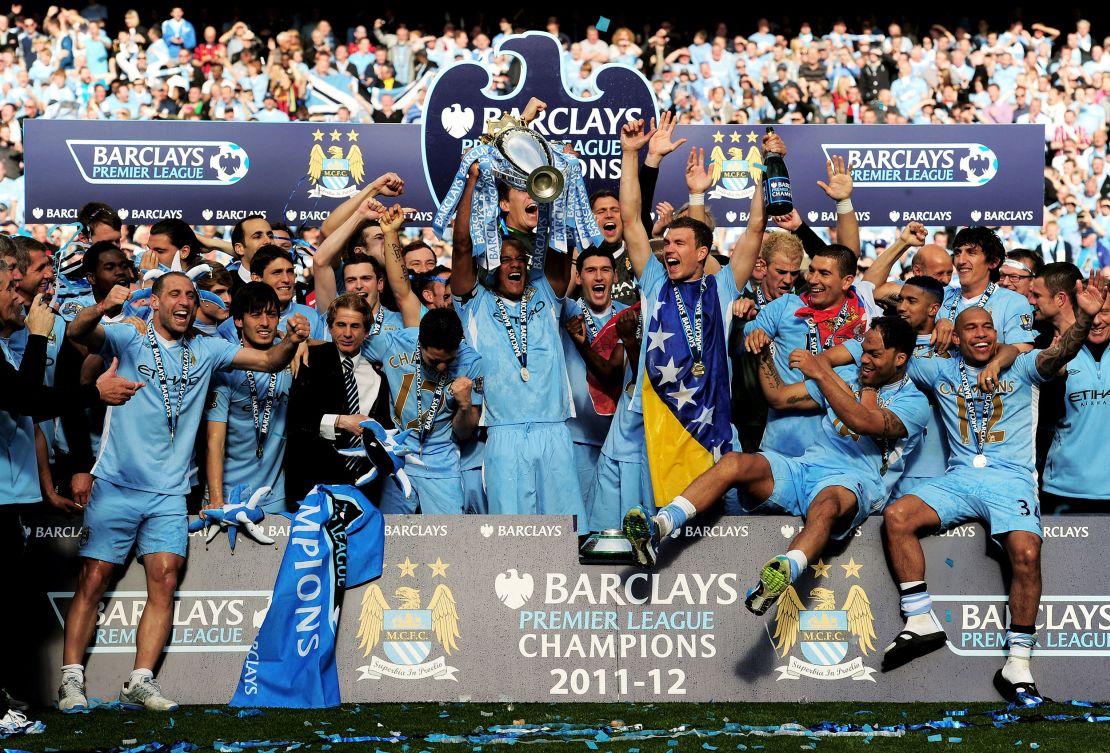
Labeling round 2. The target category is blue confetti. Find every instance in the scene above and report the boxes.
[949,738,962,743]
[945,558,954,567]
[596,731,611,742]
[703,745,718,751]
[586,742,599,751]
[945,610,952,623]
[1030,745,1040,750]
[928,734,942,743]
[236,709,263,718]
[595,17,610,33]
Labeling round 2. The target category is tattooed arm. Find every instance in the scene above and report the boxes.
[378,205,422,328]
[1036,274,1106,378]
[756,347,820,410]
[790,348,908,439]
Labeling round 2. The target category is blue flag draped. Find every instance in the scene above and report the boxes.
[230,484,384,708]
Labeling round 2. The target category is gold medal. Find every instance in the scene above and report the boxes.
[691,362,706,377]
[520,366,530,382]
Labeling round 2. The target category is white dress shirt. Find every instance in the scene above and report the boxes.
[319,352,383,439]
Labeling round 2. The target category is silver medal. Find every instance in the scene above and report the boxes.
[973,454,988,468]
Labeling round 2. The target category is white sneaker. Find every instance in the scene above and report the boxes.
[119,677,179,711]
[0,709,45,736]
[57,674,88,712]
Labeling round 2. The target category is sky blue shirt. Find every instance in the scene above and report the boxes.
[93,323,240,494]
[456,270,571,427]
[363,327,483,477]
[902,336,952,479]
[803,372,931,503]
[743,292,865,457]
[939,284,1035,345]
[907,350,1046,476]
[205,366,292,506]
[561,298,626,447]
[1043,345,1110,498]
[0,334,40,503]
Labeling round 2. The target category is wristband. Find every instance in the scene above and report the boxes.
[688,193,705,206]
[836,199,854,214]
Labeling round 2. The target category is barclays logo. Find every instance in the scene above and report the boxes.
[441,104,476,139]
[66,139,250,186]
[820,143,999,188]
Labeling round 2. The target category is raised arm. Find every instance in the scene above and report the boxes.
[728,170,767,292]
[683,145,711,226]
[816,155,859,256]
[1036,274,1106,378]
[864,222,927,299]
[66,284,131,351]
[450,161,479,298]
[320,172,404,239]
[378,204,422,327]
[756,347,819,410]
[449,376,480,441]
[314,197,385,312]
[619,118,656,279]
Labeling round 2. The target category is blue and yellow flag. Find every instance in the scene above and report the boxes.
[642,276,734,506]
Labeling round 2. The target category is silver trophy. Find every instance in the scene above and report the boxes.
[482,113,565,203]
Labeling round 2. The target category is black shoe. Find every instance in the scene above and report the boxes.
[993,669,1048,706]
[881,629,948,672]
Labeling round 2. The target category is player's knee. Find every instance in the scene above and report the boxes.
[882,500,915,535]
[1009,541,1041,574]
[77,560,115,597]
[145,560,182,597]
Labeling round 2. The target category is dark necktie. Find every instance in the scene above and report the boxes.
[341,356,368,473]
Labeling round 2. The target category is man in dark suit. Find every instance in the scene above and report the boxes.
[286,293,394,506]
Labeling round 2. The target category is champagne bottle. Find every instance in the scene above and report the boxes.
[762,126,793,216]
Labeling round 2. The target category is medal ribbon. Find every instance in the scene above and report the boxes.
[414,352,450,444]
[246,370,277,459]
[948,282,997,322]
[958,360,993,457]
[672,277,707,367]
[146,323,190,444]
[493,287,534,373]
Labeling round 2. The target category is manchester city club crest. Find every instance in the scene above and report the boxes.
[772,558,878,682]
[707,130,764,201]
[306,128,365,199]
[355,557,460,681]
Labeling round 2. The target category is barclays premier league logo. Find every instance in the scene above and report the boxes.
[66,139,249,185]
[820,143,999,188]
[421,31,656,204]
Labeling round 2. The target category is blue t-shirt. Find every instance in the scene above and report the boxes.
[456,270,571,427]
[803,373,931,506]
[362,327,483,477]
[907,350,1046,476]
[93,324,240,494]
[205,366,292,506]
[1043,345,1110,498]
[743,292,865,457]
[561,298,626,447]
[902,335,952,479]
[939,284,1036,345]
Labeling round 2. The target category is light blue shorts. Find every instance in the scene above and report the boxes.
[588,450,648,533]
[573,442,601,511]
[80,478,187,563]
[906,467,1041,538]
[486,422,586,532]
[753,451,878,540]
[462,467,487,515]
[409,473,465,515]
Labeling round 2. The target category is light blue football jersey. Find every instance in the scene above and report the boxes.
[908,350,1046,475]
[1043,345,1110,499]
[205,366,292,507]
[456,269,571,427]
[363,326,483,477]
[93,323,240,494]
[939,284,1036,345]
[802,373,931,503]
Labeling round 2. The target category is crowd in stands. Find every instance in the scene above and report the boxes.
[1,8,1110,269]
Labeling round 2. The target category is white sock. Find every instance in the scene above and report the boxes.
[128,668,154,687]
[899,581,925,591]
[784,549,808,581]
[905,610,942,635]
[61,664,84,681]
[1002,647,1034,685]
[672,496,698,521]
